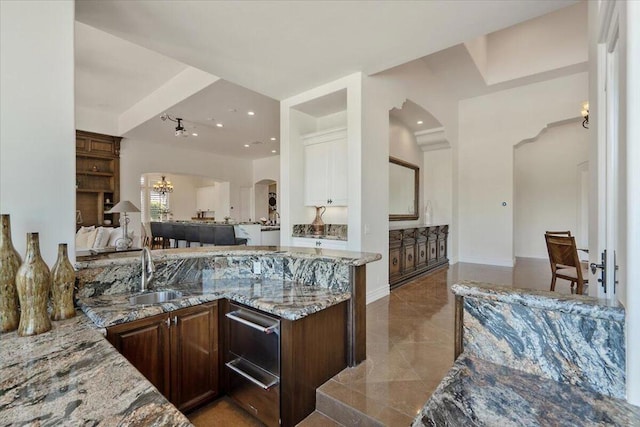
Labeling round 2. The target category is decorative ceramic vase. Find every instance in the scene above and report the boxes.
[16,233,51,336]
[0,215,22,333]
[425,200,433,225]
[312,206,326,235]
[50,243,76,321]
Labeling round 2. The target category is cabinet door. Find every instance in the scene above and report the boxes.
[291,237,347,250]
[428,240,438,264]
[304,142,329,206]
[389,247,402,280]
[106,314,170,397]
[417,241,427,268]
[403,243,416,273]
[170,302,219,412]
[327,138,348,206]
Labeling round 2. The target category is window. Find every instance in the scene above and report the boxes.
[140,175,170,222]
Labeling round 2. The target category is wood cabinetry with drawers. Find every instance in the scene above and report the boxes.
[389,225,449,288]
[106,302,219,412]
[76,130,122,228]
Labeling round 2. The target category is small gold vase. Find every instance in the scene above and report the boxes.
[0,214,22,332]
[51,243,76,321]
[16,232,52,336]
[312,206,326,236]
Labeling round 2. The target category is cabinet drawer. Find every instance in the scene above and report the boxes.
[389,247,401,277]
[403,244,416,271]
[228,365,280,427]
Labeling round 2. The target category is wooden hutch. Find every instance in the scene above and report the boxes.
[75,130,122,228]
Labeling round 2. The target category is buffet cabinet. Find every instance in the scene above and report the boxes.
[389,225,449,288]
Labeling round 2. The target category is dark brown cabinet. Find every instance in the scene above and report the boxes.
[107,302,218,412]
[76,130,121,228]
[389,225,449,288]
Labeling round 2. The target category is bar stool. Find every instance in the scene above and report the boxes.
[150,222,164,249]
[159,222,173,249]
[170,223,187,248]
[185,225,201,247]
[199,226,216,246]
[214,225,248,246]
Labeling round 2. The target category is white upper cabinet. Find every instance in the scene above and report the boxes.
[302,127,348,207]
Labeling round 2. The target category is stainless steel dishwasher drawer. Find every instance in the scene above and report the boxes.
[226,303,280,376]
[227,357,280,427]
[226,303,281,426]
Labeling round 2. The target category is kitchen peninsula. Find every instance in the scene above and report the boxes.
[0,246,380,427]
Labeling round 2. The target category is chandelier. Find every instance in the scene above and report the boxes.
[153,176,174,194]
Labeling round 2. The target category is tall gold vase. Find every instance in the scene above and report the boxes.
[0,214,22,332]
[16,232,51,336]
[51,243,76,321]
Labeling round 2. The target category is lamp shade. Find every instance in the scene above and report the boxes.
[106,200,140,214]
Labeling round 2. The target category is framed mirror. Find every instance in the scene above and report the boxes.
[389,157,419,221]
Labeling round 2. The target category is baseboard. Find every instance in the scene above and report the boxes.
[459,255,515,267]
[366,285,389,304]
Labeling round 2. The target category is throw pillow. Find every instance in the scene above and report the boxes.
[93,227,112,249]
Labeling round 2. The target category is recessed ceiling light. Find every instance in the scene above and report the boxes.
[417,120,423,125]
[206,117,214,121]
[228,108,237,113]
[271,150,277,153]
[244,144,250,148]
[192,133,198,136]
[247,111,255,116]
[270,137,277,141]
[216,123,223,128]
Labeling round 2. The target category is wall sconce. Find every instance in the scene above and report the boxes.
[581,102,589,129]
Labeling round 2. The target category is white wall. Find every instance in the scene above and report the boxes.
[458,72,588,267]
[486,2,588,84]
[0,1,76,265]
[424,148,453,227]
[625,0,640,405]
[514,121,588,258]
[121,138,252,237]
[76,106,119,136]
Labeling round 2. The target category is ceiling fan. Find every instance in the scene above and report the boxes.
[160,113,189,137]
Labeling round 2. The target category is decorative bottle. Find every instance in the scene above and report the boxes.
[50,243,76,321]
[16,232,52,336]
[312,206,326,235]
[0,214,22,333]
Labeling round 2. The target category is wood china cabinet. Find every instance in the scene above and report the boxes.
[389,225,449,288]
[106,302,219,412]
[75,130,121,228]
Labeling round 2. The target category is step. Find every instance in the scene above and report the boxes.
[297,410,343,426]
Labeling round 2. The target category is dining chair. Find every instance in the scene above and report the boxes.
[544,233,588,295]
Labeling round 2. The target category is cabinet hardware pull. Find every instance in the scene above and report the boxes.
[226,312,278,334]
[225,360,279,390]
[173,316,178,325]
[392,258,398,266]
[165,318,171,328]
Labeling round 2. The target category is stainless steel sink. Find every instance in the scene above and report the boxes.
[129,290,183,305]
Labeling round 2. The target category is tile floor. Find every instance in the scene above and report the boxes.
[189,257,567,426]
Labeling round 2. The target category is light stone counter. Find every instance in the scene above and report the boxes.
[0,313,192,427]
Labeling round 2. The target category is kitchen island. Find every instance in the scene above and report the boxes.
[1,246,380,426]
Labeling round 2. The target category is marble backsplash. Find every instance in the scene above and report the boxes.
[292,224,347,239]
[77,254,350,299]
[454,281,626,399]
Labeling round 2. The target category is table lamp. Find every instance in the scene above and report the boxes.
[106,200,140,250]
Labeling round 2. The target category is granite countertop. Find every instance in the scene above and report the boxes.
[0,313,192,427]
[291,234,347,241]
[75,246,380,269]
[413,354,640,426]
[77,278,351,327]
[388,223,447,231]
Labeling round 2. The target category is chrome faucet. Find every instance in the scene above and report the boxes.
[273,211,280,224]
[141,247,155,292]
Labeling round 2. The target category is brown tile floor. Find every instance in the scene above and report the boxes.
[189,258,566,426]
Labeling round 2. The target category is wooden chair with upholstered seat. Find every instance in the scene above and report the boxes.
[544,232,588,295]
